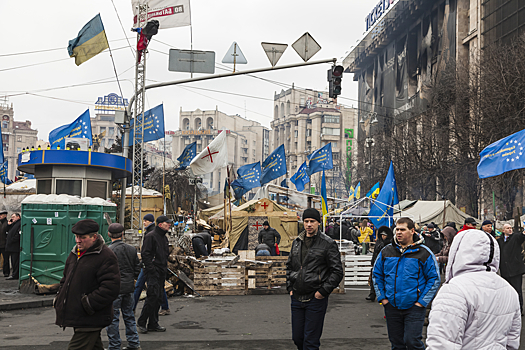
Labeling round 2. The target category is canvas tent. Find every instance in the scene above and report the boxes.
[199,202,236,222]
[208,198,298,254]
[394,200,477,227]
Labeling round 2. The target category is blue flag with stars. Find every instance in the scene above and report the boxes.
[308,143,333,175]
[261,144,287,186]
[291,161,310,192]
[177,141,196,170]
[231,178,249,199]
[0,120,12,185]
[49,109,93,149]
[281,178,288,188]
[236,162,262,191]
[368,161,399,229]
[129,104,165,146]
[478,129,525,178]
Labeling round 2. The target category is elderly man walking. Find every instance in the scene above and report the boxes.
[54,219,120,350]
[286,208,344,350]
[106,223,142,350]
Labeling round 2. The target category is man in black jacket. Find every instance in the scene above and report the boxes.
[286,208,344,350]
[5,213,21,280]
[0,211,9,277]
[423,223,441,254]
[106,223,142,350]
[137,215,172,334]
[258,221,281,256]
[498,223,525,314]
[192,229,212,258]
[54,219,120,350]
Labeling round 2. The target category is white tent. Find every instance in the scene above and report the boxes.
[394,200,477,228]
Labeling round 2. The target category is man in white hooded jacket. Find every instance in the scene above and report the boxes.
[427,229,521,349]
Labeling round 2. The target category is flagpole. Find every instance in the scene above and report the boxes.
[163,135,166,216]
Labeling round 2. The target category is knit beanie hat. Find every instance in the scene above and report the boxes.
[303,208,321,223]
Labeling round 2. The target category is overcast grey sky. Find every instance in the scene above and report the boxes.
[1,0,372,141]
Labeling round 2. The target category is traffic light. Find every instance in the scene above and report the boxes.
[328,65,344,99]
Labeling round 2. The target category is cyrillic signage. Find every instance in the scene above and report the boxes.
[365,0,396,31]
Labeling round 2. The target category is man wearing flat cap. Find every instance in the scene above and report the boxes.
[137,215,172,334]
[286,208,344,350]
[457,217,477,234]
[106,223,142,350]
[55,219,120,350]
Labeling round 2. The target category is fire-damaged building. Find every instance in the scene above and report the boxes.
[343,0,525,212]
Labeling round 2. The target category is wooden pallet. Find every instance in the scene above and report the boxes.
[344,254,372,286]
[194,264,246,296]
[246,256,288,290]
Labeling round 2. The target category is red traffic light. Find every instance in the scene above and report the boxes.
[332,65,344,77]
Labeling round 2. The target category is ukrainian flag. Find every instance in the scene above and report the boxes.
[355,182,361,199]
[348,186,355,201]
[68,14,109,66]
[321,170,328,226]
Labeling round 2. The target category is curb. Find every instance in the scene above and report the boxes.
[0,298,54,311]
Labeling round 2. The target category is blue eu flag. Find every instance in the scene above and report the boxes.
[261,144,287,185]
[49,109,93,149]
[129,104,165,146]
[0,121,12,185]
[231,178,249,200]
[237,162,262,191]
[291,161,310,192]
[478,129,525,178]
[177,142,196,170]
[281,178,289,188]
[368,161,399,229]
[308,143,333,175]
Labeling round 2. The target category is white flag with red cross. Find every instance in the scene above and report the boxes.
[190,130,229,175]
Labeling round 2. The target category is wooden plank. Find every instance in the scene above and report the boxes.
[198,290,246,296]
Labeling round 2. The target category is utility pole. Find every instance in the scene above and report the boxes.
[131,2,148,232]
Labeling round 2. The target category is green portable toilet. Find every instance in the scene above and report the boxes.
[19,194,117,286]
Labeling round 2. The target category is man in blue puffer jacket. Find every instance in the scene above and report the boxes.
[373,217,440,350]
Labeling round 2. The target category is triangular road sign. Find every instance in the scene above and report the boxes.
[222,42,248,64]
[292,32,321,62]
[261,42,288,67]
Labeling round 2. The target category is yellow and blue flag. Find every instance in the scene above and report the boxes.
[49,110,93,149]
[261,144,287,185]
[348,186,355,201]
[0,121,12,185]
[365,182,380,199]
[291,161,310,192]
[478,128,525,178]
[308,143,333,175]
[321,170,328,226]
[355,182,361,199]
[231,178,249,200]
[368,161,399,228]
[177,141,196,170]
[68,14,109,66]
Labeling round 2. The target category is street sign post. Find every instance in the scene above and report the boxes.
[261,42,288,67]
[222,42,247,72]
[169,49,215,74]
[292,32,321,62]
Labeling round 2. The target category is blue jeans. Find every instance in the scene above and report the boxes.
[383,303,426,350]
[256,250,271,256]
[291,295,329,350]
[134,269,169,311]
[106,292,140,350]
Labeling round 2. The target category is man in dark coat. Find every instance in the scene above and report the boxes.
[192,228,212,258]
[498,223,525,314]
[0,211,9,277]
[5,213,21,280]
[258,221,281,256]
[54,219,120,350]
[136,215,172,334]
[423,223,441,254]
[366,226,393,302]
[286,208,344,350]
[106,223,142,350]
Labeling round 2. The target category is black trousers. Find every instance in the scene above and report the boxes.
[192,237,208,258]
[9,251,19,278]
[0,249,9,276]
[68,327,104,350]
[137,268,163,329]
[504,274,523,313]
